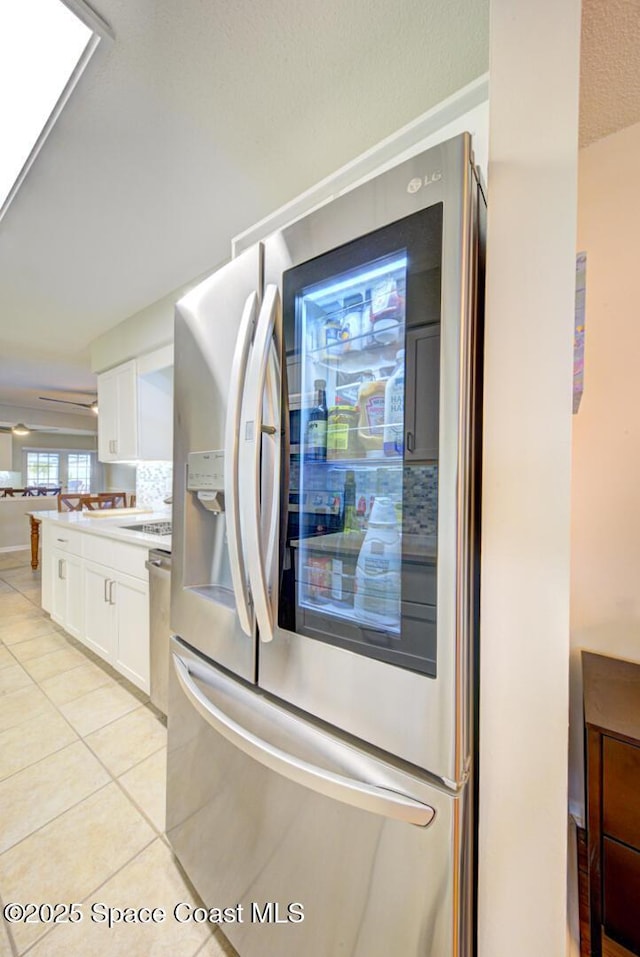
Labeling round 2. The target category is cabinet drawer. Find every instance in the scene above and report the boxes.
[83,535,148,581]
[604,837,640,954]
[50,528,83,556]
[603,736,640,849]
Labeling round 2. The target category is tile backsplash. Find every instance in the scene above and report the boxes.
[136,461,172,510]
[403,465,438,536]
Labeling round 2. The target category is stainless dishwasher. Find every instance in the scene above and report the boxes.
[145,548,172,716]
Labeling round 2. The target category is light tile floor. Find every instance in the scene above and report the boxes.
[0,550,237,957]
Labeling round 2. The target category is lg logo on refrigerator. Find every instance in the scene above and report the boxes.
[407,171,442,193]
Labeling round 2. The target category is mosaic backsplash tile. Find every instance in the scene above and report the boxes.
[402,465,438,535]
[136,461,172,509]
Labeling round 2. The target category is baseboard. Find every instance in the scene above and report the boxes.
[0,545,30,554]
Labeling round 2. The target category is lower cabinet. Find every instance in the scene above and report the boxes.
[41,524,151,696]
[51,549,83,641]
[83,560,150,693]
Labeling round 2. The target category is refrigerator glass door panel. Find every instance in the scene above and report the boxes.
[279,209,442,676]
[167,639,471,957]
[171,246,262,682]
[260,133,479,783]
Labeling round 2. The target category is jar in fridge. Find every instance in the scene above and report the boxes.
[306,555,332,603]
[327,405,360,460]
[340,294,363,352]
[321,302,342,358]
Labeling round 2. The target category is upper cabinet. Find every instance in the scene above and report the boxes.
[97,347,173,463]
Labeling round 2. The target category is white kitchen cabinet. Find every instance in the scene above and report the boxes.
[47,527,84,639]
[51,550,83,640]
[97,348,173,463]
[81,558,150,693]
[97,360,138,462]
[41,522,53,613]
[41,521,151,694]
[112,572,149,690]
[83,561,115,660]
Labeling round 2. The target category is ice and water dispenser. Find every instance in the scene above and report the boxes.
[181,450,235,605]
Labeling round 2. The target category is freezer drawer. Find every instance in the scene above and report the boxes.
[166,638,472,957]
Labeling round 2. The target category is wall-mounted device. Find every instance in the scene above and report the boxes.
[187,450,225,512]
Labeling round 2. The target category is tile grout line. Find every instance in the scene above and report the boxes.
[1,595,170,836]
[0,885,21,957]
[15,834,160,957]
[0,556,185,953]
[0,778,114,858]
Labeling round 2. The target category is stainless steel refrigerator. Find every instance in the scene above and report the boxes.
[167,132,485,957]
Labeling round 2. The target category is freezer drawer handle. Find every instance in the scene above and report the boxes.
[173,653,435,828]
[224,289,259,638]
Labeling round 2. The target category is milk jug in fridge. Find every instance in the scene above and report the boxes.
[354,497,401,628]
[383,349,405,456]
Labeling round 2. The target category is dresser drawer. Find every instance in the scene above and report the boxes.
[603,736,640,850]
[604,837,640,954]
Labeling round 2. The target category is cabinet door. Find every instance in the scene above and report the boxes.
[83,562,115,661]
[51,549,67,627]
[97,370,118,462]
[113,572,149,693]
[64,555,84,640]
[115,361,138,460]
[41,523,53,613]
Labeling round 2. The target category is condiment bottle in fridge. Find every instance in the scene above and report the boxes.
[357,374,386,455]
[331,470,359,605]
[305,379,328,461]
[341,470,358,533]
[340,293,363,352]
[383,349,405,456]
[354,496,401,627]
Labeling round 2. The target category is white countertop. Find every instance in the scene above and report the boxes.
[32,508,172,551]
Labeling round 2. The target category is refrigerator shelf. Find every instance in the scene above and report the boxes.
[292,532,437,562]
[321,452,403,468]
[299,594,400,633]
[308,336,404,374]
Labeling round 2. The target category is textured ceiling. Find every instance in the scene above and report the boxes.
[0,0,489,411]
[1,0,637,417]
[580,0,640,147]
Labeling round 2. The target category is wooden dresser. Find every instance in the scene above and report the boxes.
[584,652,640,957]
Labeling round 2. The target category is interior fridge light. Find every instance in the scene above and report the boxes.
[301,253,407,304]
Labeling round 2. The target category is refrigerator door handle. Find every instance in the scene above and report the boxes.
[224,290,259,637]
[241,283,281,644]
[173,653,435,828]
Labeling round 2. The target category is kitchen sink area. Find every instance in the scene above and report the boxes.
[121,521,172,536]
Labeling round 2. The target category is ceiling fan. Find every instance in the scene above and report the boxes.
[0,424,59,435]
[38,394,98,414]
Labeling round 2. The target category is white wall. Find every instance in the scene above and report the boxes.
[90,274,210,374]
[569,119,640,820]
[478,2,580,957]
